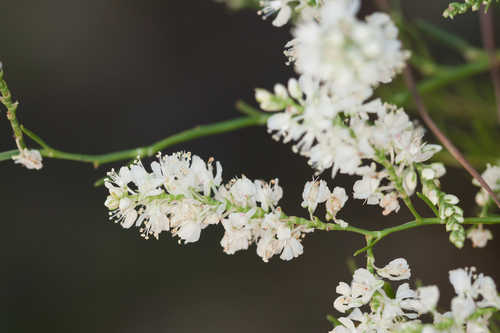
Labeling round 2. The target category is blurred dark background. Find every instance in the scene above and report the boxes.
[2,1,500,332]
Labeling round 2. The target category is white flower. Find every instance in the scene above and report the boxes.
[353,175,382,205]
[189,155,223,196]
[379,192,400,216]
[12,148,43,170]
[451,295,476,324]
[382,283,418,320]
[276,224,304,261]
[473,274,500,308]
[376,258,411,281]
[334,282,363,313]
[326,186,348,218]
[467,227,493,248]
[401,285,439,314]
[351,268,384,304]
[301,179,330,213]
[129,162,164,198]
[220,210,255,254]
[474,164,500,192]
[474,164,500,206]
[403,169,418,195]
[137,200,170,239]
[255,88,286,111]
[229,176,257,207]
[258,0,294,27]
[334,268,384,313]
[449,268,476,297]
[254,179,283,211]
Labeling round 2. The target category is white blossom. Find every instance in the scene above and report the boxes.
[474,164,500,206]
[467,227,493,248]
[326,186,348,219]
[379,192,400,216]
[288,0,409,96]
[376,258,411,281]
[301,179,330,213]
[258,0,294,27]
[12,148,43,170]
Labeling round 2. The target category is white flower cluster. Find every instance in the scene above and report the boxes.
[331,260,500,333]
[257,76,442,216]
[286,0,410,97]
[253,0,445,219]
[104,152,346,262]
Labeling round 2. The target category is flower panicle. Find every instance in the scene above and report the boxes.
[331,259,500,333]
[103,151,349,262]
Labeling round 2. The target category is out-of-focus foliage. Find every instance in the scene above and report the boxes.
[443,0,499,18]
[377,17,500,169]
[214,0,259,10]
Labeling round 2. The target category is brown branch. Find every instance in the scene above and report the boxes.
[479,6,500,124]
[374,0,500,209]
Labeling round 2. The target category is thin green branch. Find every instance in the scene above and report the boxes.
[1,115,270,167]
[353,216,500,255]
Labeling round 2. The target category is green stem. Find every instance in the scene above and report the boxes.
[365,236,376,272]
[2,115,269,167]
[0,69,25,149]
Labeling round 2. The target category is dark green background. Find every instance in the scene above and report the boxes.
[2,1,499,332]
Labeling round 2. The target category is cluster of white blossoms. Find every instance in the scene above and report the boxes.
[285,0,410,97]
[331,259,500,333]
[257,76,443,219]
[253,0,450,221]
[104,152,348,262]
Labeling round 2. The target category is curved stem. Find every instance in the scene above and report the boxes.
[1,115,269,167]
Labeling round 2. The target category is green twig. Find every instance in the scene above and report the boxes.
[1,115,270,168]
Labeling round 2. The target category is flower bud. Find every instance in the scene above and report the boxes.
[273,83,288,99]
[421,168,435,180]
[403,169,417,195]
[287,78,302,100]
